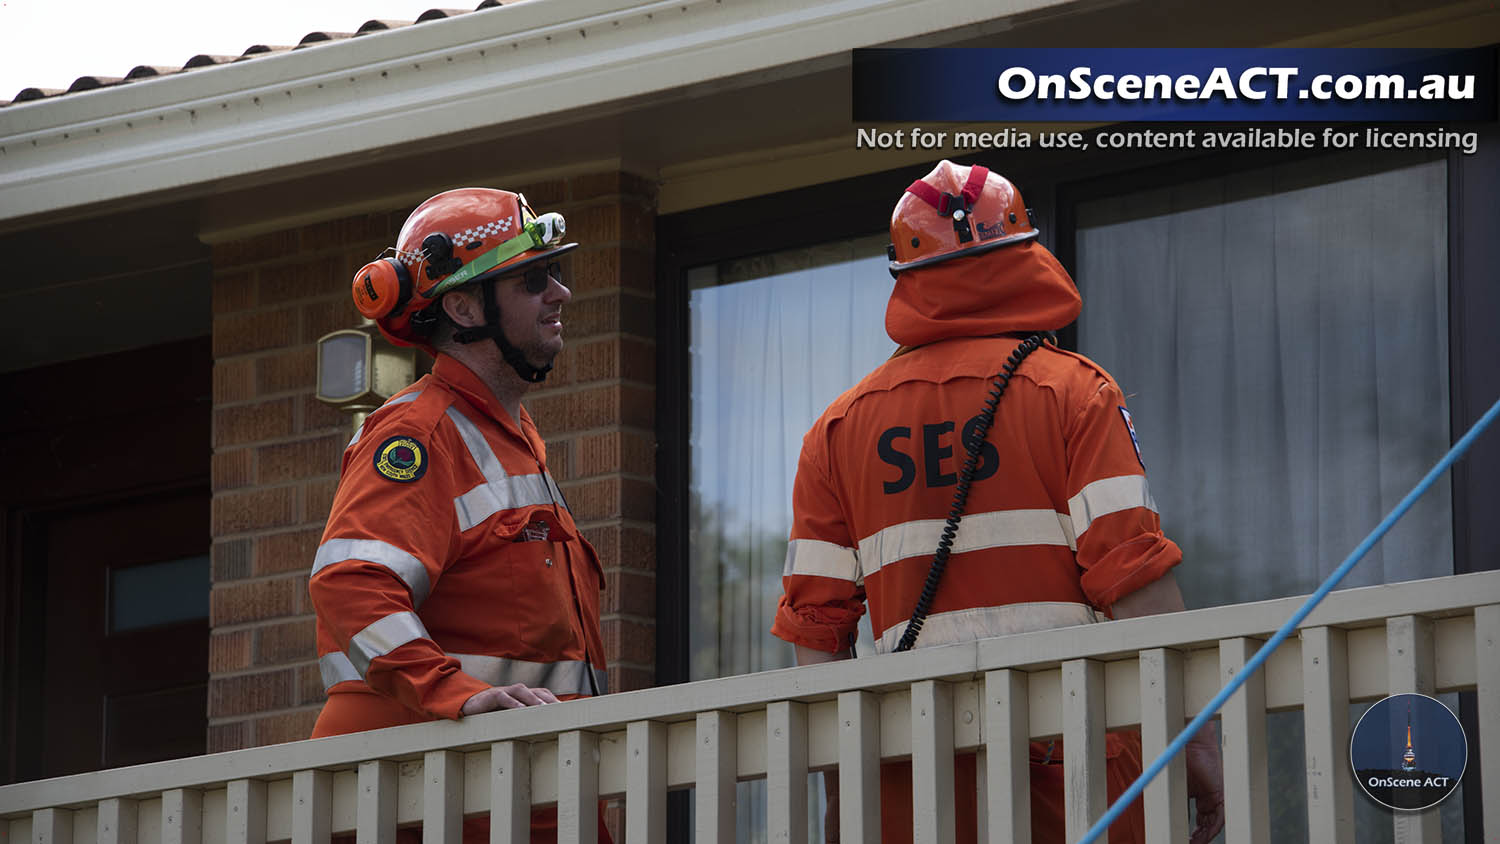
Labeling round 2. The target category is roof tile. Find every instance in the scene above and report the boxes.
[14,87,64,102]
[355,19,412,35]
[4,1,508,108]
[125,65,176,80]
[296,31,354,47]
[240,45,294,58]
[416,8,471,21]
[68,75,123,93]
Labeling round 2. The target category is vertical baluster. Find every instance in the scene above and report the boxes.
[98,799,138,844]
[1477,605,1500,844]
[491,742,530,844]
[1138,649,1187,844]
[32,809,72,844]
[163,790,203,844]
[695,711,737,844]
[291,772,331,844]
[837,691,881,844]
[1301,627,1353,844]
[557,732,598,844]
[423,751,463,844]
[226,780,267,844]
[766,701,808,844]
[1220,638,1269,844]
[983,670,1029,844]
[356,762,397,844]
[1061,659,1105,844]
[1387,615,1441,843]
[911,680,955,844]
[625,721,666,844]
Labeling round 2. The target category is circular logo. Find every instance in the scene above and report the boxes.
[374,435,427,483]
[1350,693,1466,811]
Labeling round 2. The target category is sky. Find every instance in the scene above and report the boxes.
[0,0,482,99]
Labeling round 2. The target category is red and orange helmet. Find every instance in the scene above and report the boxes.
[351,187,577,347]
[888,161,1037,275]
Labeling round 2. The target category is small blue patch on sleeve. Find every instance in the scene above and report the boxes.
[374,435,428,482]
[1119,407,1145,469]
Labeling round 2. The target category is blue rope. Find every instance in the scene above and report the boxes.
[1075,394,1500,844]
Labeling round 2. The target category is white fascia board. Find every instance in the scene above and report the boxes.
[0,0,1070,226]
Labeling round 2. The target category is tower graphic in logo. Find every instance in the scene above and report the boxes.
[1400,703,1417,772]
[1351,693,1466,811]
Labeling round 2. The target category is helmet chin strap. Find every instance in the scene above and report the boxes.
[451,278,552,383]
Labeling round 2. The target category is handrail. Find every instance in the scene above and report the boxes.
[1077,393,1500,844]
[2,570,1496,844]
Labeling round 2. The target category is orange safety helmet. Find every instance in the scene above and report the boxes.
[888,161,1037,276]
[351,187,578,348]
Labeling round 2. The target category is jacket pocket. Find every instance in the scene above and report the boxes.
[494,510,579,660]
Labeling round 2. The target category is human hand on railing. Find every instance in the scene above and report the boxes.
[1185,723,1225,844]
[460,683,560,714]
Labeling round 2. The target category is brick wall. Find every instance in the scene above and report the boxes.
[207,171,659,750]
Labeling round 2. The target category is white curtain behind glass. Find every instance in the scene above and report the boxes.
[688,235,895,680]
[1076,151,1459,844]
[687,236,894,844]
[1077,152,1452,608]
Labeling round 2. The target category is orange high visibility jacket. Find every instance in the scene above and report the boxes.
[771,239,1166,844]
[772,239,1181,655]
[770,335,1181,653]
[310,354,607,735]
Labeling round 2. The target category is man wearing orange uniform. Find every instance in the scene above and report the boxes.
[309,188,611,843]
[772,162,1224,844]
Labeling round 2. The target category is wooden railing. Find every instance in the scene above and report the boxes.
[3,571,1496,844]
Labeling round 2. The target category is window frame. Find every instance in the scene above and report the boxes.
[656,131,1497,839]
[655,168,917,686]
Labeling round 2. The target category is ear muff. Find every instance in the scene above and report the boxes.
[352,258,413,320]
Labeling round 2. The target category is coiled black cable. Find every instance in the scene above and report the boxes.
[892,334,1046,653]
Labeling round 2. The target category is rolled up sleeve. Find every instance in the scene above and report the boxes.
[771,441,866,653]
[1065,382,1182,612]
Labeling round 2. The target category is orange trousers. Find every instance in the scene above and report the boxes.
[876,733,1145,844]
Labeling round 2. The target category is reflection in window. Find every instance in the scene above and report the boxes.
[1076,150,1458,843]
[688,234,895,680]
[110,554,210,633]
[1077,151,1451,605]
[688,234,894,841]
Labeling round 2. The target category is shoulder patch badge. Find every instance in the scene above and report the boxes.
[1119,406,1146,469]
[374,435,428,482]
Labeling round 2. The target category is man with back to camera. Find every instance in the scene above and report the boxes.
[307,187,612,843]
[772,161,1225,844]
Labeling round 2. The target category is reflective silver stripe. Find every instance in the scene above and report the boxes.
[446,406,507,480]
[319,652,361,689]
[310,538,432,607]
[876,602,1099,653]
[454,475,560,531]
[1068,475,1158,540]
[446,406,562,530]
[348,611,431,677]
[857,509,1076,577]
[783,538,861,584]
[452,654,607,696]
[348,391,422,448]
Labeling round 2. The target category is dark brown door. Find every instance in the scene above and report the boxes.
[0,337,211,783]
[37,489,209,775]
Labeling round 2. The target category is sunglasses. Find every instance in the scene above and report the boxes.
[508,261,564,294]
